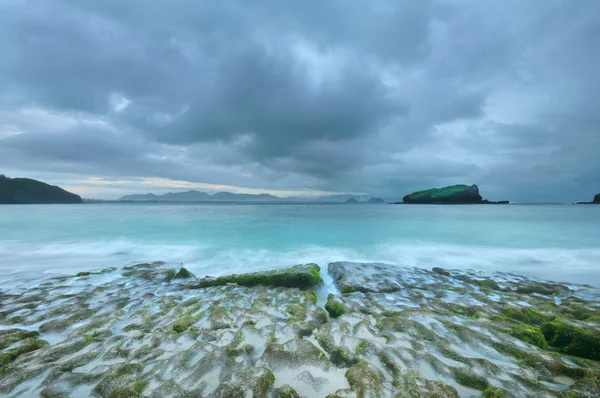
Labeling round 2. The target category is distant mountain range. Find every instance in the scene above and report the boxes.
[120,190,280,202]
[119,190,385,203]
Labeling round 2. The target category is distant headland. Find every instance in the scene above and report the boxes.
[394,184,509,205]
[576,193,600,205]
[0,175,82,204]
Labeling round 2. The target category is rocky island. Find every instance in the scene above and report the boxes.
[1,261,599,397]
[398,184,509,205]
[0,175,82,204]
[596,194,600,203]
[367,197,385,204]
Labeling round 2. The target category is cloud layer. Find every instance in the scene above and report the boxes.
[1,0,599,200]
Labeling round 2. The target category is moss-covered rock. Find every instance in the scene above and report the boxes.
[503,306,555,326]
[189,264,323,289]
[94,363,146,398]
[0,329,40,350]
[474,279,501,291]
[509,324,547,349]
[174,267,195,280]
[482,386,512,397]
[516,282,569,296]
[0,338,47,367]
[164,269,176,283]
[395,372,459,397]
[171,316,195,334]
[541,319,600,360]
[450,368,488,390]
[325,294,345,318]
[345,362,383,398]
[274,384,301,398]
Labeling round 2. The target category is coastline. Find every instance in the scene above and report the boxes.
[1,261,599,397]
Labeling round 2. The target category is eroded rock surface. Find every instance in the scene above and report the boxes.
[325,262,600,397]
[0,261,598,397]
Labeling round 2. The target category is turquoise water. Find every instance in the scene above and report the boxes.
[1,203,599,286]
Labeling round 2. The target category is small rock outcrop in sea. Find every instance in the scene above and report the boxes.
[595,193,600,203]
[367,197,385,204]
[400,184,509,204]
[1,261,600,397]
[0,174,82,204]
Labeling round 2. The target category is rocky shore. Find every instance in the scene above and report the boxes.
[1,261,599,397]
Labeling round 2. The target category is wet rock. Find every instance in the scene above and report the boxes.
[274,384,301,398]
[326,294,345,318]
[0,329,40,350]
[432,267,450,277]
[345,362,384,397]
[94,363,147,397]
[212,367,275,397]
[541,319,600,360]
[515,281,570,296]
[173,267,196,280]
[1,261,600,397]
[395,373,460,397]
[0,337,47,367]
[481,386,512,397]
[188,263,323,289]
[329,262,401,293]
[326,261,600,397]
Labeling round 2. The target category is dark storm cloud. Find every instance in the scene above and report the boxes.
[0,0,599,201]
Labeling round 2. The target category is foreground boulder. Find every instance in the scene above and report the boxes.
[0,174,82,204]
[400,184,508,204]
[187,263,323,289]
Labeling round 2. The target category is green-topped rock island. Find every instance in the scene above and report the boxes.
[397,184,509,205]
[1,261,599,397]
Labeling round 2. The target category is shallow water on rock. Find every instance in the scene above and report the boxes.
[0,261,599,397]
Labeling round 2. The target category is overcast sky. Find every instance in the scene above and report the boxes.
[1,0,598,201]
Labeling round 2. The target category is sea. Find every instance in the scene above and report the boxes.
[1,202,599,288]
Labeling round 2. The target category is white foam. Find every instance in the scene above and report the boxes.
[1,240,599,288]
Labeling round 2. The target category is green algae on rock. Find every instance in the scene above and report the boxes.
[173,267,196,280]
[322,262,600,397]
[325,294,345,318]
[188,263,323,289]
[541,319,600,360]
[400,184,509,204]
[345,362,384,397]
[1,261,600,397]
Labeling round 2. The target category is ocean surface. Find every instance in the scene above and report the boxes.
[1,203,599,287]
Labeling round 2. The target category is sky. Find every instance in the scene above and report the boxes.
[0,0,599,201]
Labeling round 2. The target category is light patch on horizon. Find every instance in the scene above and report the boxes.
[70,177,364,199]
